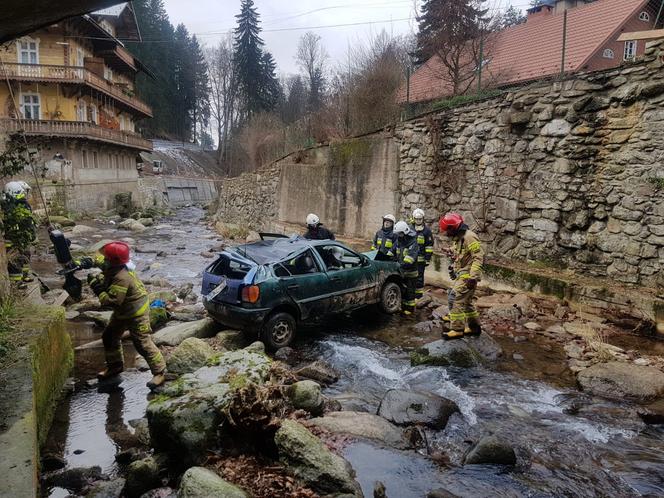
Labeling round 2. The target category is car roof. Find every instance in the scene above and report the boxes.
[230,236,341,265]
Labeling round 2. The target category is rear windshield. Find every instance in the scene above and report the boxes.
[231,239,303,264]
[208,255,252,280]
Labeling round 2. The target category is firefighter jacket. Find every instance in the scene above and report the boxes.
[451,226,484,281]
[414,224,434,264]
[99,267,150,320]
[304,225,335,240]
[372,227,397,258]
[395,230,420,278]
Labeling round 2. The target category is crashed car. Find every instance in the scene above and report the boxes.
[201,234,403,350]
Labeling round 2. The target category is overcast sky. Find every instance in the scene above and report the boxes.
[161,0,530,76]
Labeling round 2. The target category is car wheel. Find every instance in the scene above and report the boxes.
[379,282,402,314]
[262,312,297,351]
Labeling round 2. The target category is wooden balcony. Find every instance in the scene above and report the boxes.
[0,63,152,118]
[0,119,153,151]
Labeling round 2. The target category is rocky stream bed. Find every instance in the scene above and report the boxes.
[33,207,664,498]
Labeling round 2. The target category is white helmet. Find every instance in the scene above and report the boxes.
[4,181,28,200]
[413,208,425,221]
[330,246,345,259]
[306,213,320,226]
[394,221,410,235]
[382,214,396,223]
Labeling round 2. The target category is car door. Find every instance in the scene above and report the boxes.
[275,249,332,321]
[315,244,377,312]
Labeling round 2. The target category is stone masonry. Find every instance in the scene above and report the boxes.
[216,40,664,288]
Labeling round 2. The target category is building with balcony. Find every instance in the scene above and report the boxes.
[0,2,156,213]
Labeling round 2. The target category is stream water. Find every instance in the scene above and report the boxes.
[42,207,664,498]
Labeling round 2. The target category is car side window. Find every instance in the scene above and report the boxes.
[275,250,321,277]
[316,245,362,271]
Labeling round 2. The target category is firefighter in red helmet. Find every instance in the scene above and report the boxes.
[439,213,484,340]
[88,241,166,388]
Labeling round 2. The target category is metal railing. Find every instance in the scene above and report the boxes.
[0,118,153,151]
[0,62,152,117]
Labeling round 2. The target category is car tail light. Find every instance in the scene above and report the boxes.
[241,285,260,303]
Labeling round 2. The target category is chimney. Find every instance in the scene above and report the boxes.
[526,2,555,22]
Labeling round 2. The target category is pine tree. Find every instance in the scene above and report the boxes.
[500,5,526,28]
[190,35,211,143]
[233,0,267,117]
[260,51,281,112]
[173,24,196,140]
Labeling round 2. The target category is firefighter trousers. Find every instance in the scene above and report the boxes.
[102,313,166,375]
[402,273,418,313]
[416,263,426,299]
[449,278,480,333]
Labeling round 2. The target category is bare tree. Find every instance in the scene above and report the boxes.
[207,35,239,168]
[296,32,328,112]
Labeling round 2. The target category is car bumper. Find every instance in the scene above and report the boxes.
[202,297,271,331]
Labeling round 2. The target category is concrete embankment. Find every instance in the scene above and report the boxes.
[0,305,73,498]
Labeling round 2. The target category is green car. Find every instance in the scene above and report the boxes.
[201,234,404,350]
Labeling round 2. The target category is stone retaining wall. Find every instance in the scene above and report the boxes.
[215,41,664,287]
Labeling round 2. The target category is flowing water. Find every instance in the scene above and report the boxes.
[42,207,664,498]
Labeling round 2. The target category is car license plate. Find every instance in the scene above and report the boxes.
[207,279,227,300]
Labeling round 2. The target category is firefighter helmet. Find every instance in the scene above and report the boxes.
[4,181,29,200]
[382,214,396,223]
[412,208,425,221]
[394,221,410,235]
[306,213,320,227]
[439,213,464,234]
[102,241,131,266]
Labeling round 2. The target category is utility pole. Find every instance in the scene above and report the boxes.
[477,37,484,94]
[560,9,568,78]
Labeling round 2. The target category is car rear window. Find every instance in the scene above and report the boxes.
[208,255,252,280]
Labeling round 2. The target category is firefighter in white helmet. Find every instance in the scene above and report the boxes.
[394,220,419,315]
[371,214,397,261]
[411,208,434,300]
[304,213,335,240]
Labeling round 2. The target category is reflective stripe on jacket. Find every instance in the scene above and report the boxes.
[99,268,150,319]
[415,224,434,263]
[372,228,397,257]
[452,228,484,280]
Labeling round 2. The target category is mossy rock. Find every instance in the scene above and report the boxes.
[166,337,215,375]
[178,467,248,498]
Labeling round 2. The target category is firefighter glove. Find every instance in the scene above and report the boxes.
[448,265,457,280]
[78,257,94,269]
[465,278,477,290]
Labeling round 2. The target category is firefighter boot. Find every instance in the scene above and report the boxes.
[464,320,482,337]
[97,363,124,380]
[442,329,464,340]
[147,372,166,390]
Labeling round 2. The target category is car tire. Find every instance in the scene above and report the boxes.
[379,281,402,314]
[262,312,297,351]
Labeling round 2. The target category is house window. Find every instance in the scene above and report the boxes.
[602,49,614,59]
[92,151,99,168]
[639,11,650,22]
[17,38,39,64]
[104,66,113,82]
[20,94,40,119]
[82,150,88,168]
[89,104,98,124]
[624,40,637,61]
[76,100,87,121]
[76,48,85,67]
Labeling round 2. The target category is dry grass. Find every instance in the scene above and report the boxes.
[577,325,614,363]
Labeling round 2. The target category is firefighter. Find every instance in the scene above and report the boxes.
[2,181,36,288]
[304,213,335,240]
[439,213,484,340]
[411,208,434,300]
[371,214,397,261]
[87,241,166,389]
[394,220,419,316]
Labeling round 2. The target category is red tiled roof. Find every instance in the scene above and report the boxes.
[400,0,649,103]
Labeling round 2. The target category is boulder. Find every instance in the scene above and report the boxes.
[71,224,96,235]
[295,360,339,385]
[637,399,664,425]
[464,436,516,465]
[177,467,247,498]
[244,341,265,354]
[274,346,297,364]
[82,311,113,327]
[205,349,271,384]
[288,380,324,415]
[411,340,480,368]
[464,333,503,361]
[128,418,151,446]
[166,338,216,375]
[215,330,246,350]
[138,218,154,227]
[153,318,220,347]
[149,290,178,303]
[309,411,407,449]
[126,457,161,497]
[119,219,147,232]
[377,389,459,429]
[485,304,521,322]
[86,478,126,498]
[577,362,664,402]
[274,419,362,496]
[50,215,76,227]
[141,488,176,498]
[42,466,104,493]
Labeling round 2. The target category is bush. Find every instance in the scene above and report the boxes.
[0,299,17,363]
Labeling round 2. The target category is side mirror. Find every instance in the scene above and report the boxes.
[361,254,371,266]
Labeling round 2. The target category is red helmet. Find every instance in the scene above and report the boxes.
[102,241,130,266]
[439,213,464,233]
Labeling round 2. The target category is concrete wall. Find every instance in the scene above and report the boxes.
[277,136,400,238]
